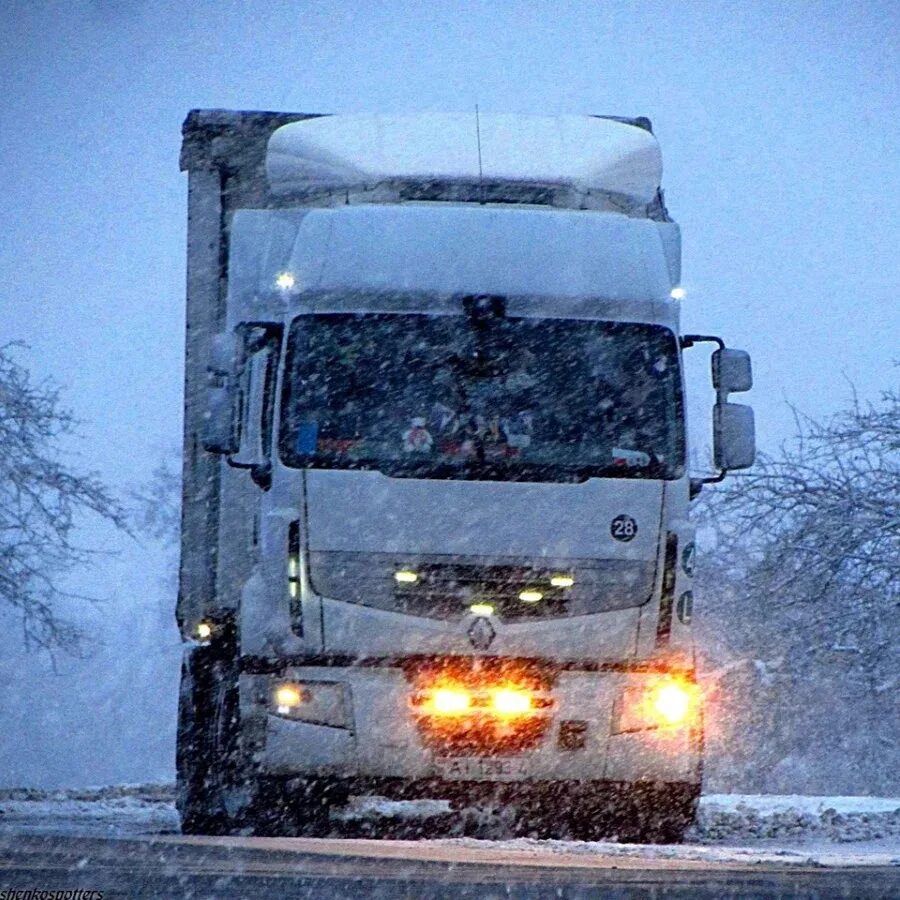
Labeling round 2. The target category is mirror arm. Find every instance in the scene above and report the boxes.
[680,334,724,351]
[683,334,731,497]
[681,334,731,403]
[250,461,273,490]
[689,470,726,500]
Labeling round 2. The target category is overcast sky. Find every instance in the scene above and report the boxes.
[3,0,898,486]
[1,1,898,785]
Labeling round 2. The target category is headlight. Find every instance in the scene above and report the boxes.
[271,680,350,728]
[653,682,694,724]
[274,683,307,714]
[491,687,533,716]
[613,676,699,734]
[430,687,473,716]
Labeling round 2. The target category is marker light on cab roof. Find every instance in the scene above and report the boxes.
[274,271,296,291]
[670,286,686,300]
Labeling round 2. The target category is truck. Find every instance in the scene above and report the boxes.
[175,110,756,841]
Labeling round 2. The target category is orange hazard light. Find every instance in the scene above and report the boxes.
[653,681,694,725]
[490,687,533,717]
[616,676,699,733]
[428,687,473,716]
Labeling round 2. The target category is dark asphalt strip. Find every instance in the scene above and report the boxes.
[1,834,898,899]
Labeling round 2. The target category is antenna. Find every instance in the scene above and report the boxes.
[475,104,485,204]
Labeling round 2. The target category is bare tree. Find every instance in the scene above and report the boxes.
[130,448,182,598]
[702,386,898,670]
[696,383,899,793]
[131,449,181,548]
[0,344,128,652]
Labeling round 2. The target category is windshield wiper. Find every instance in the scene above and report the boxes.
[377,458,670,483]
[294,453,670,482]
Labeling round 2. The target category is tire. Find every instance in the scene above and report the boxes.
[618,782,701,844]
[566,782,700,843]
[176,631,345,837]
[247,777,341,837]
[176,623,242,835]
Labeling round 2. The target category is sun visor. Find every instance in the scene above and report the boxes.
[267,113,662,204]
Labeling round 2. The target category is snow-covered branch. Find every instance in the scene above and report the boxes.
[0,344,128,652]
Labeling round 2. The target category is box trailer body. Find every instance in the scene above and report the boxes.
[176,110,755,839]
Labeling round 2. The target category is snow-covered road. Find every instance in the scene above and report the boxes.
[0,789,898,898]
[0,786,898,868]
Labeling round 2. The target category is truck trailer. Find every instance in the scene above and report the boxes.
[175,110,756,840]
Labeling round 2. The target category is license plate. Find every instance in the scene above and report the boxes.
[434,757,527,780]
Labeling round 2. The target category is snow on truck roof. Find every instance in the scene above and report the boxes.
[266,113,663,206]
[227,204,680,329]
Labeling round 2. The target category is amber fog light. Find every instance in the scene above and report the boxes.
[411,685,473,717]
[653,682,694,724]
[614,676,699,733]
[271,680,350,727]
[490,687,533,717]
[412,684,550,719]
[274,683,307,714]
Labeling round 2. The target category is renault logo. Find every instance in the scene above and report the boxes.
[467,617,496,650]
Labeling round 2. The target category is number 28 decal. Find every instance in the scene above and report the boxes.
[610,514,638,542]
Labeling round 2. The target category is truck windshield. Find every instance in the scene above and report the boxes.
[280,312,683,482]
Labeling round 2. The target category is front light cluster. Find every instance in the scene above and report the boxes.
[410,683,553,719]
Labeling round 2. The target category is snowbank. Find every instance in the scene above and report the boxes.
[0,783,178,836]
[694,793,900,844]
[441,835,900,868]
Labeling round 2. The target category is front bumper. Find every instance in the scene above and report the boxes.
[240,665,702,785]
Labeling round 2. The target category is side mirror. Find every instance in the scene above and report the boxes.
[202,386,238,454]
[712,348,752,394]
[209,333,241,379]
[713,402,756,470]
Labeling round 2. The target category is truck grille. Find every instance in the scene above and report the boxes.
[308,551,655,621]
[395,562,577,620]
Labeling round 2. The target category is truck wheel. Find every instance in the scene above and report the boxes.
[176,627,242,835]
[566,782,700,843]
[245,777,340,837]
[615,782,700,844]
[177,649,221,833]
